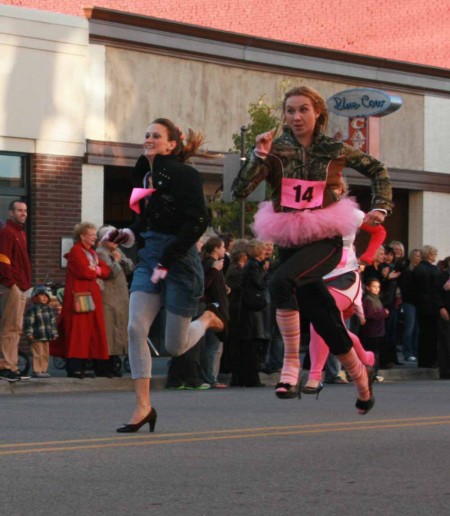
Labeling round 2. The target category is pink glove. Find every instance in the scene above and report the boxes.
[151,264,169,284]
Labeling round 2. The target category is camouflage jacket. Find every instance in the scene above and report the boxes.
[232,126,393,214]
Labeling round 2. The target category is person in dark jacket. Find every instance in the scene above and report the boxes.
[224,240,249,386]
[200,236,230,388]
[236,239,270,387]
[434,256,450,379]
[396,248,421,362]
[359,278,389,372]
[412,245,440,368]
[107,119,224,433]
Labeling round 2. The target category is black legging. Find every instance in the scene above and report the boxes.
[270,237,353,356]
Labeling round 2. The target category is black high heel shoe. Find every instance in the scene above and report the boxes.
[355,366,376,415]
[275,382,301,400]
[116,407,157,433]
[301,382,324,400]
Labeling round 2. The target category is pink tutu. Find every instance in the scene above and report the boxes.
[252,197,360,247]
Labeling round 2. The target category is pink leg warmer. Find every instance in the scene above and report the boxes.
[276,309,301,386]
[308,326,328,383]
[337,348,370,401]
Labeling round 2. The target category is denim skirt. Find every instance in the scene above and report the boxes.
[130,231,204,318]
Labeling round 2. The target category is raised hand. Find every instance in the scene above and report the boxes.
[254,129,275,158]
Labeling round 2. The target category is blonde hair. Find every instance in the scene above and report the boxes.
[73,222,97,242]
[389,240,405,258]
[246,239,265,259]
[421,245,438,261]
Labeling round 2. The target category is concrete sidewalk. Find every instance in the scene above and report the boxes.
[0,358,440,396]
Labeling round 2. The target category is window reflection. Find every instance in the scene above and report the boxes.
[0,155,23,187]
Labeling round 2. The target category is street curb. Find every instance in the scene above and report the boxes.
[0,367,440,396]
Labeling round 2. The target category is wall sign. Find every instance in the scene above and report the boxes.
[346,117,368,152]
[327,88,402,118]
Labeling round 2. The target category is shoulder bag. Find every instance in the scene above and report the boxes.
[73,292,96,313]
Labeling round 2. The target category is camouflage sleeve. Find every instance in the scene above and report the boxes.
[231,149,270,199]
[342,143,393,214]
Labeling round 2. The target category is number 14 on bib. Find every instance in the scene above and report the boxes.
[280,178,326,210]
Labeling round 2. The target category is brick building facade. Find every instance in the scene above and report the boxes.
[1,2,449,284]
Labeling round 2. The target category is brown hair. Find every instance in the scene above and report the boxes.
[201,236,224,260]
[282,86,328,135]
[151,118,207,163]
[230,239,248,262]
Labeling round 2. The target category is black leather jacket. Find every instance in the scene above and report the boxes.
[130,154,209,266]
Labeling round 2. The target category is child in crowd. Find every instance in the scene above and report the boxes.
[359,278,389,372]
[24,285,58,378]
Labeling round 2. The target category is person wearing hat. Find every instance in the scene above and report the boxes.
[96,225,135,377]
[24,286,58,378]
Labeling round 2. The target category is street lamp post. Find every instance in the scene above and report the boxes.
[239,125,247,238]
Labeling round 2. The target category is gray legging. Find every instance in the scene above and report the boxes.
[127,291,206,379]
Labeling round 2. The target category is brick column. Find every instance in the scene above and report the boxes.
[30,154,83,284]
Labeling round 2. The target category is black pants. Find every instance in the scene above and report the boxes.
[417,314,438,368]
[166,339,203,387]
[236,338,263,387]
[361,336,382,372]
[66,358,108,376]
[437,318,450,378]
[270,237,353,356]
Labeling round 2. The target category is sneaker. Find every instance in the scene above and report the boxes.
[33,372,50,378]
[0,369,19,382]
[212,383,228,389]
[406,356,417,362]
[11,370,31,381]
[166,384,185,390]
[184,383,211,390]
[375,375,384,382]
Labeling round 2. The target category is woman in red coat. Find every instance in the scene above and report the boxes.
[59,222,111,378]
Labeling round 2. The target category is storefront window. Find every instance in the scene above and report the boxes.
[0,154,25,188]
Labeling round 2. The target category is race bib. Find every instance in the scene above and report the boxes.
[280,178,326,210]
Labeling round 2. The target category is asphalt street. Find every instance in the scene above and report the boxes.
[1,379,449,516]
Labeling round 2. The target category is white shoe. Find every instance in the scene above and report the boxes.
[375,375,384,382]
[406,356,417,362]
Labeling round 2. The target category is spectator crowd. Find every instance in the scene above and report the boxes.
[1,201,449,386]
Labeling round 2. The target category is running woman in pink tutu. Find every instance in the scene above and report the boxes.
[232,86,392,414]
